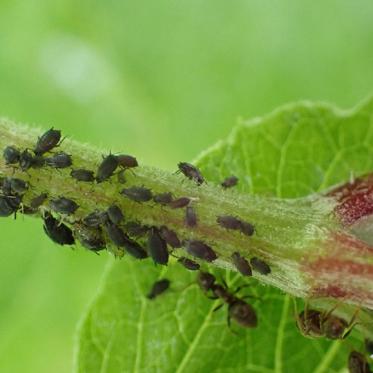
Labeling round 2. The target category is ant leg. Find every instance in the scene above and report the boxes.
[213,303,224,312]
[221,278,228,289]
[322,302,340,323]
[226,314,238,335]
[342,308,361,339]
[293,298,307,336]
[233,284,250,295]
[241,295,261,301]
[208,295,219,300]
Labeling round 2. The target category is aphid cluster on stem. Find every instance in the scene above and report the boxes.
[1,127,284,336]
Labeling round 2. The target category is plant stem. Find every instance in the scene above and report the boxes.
[1,118,372,337]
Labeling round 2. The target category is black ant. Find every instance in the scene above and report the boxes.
[293,299,360,340]
[197,271,257,329]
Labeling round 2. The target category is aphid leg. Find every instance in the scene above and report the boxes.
[208,295,219,300]
[127,168,136,177]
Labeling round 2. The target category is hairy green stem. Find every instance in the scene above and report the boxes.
[1,118,373,338]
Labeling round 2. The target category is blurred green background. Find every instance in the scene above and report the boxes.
[1,1,373,372]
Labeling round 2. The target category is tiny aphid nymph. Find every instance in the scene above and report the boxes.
[177,162,205,185]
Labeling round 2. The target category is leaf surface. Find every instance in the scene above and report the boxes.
[76,97,373,373]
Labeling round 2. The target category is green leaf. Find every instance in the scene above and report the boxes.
[75,97,373,373]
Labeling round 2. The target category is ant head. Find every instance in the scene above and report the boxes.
[197,272,215,292]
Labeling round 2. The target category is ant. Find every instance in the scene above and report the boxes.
[197,271,257,329]
[293,299,360,340]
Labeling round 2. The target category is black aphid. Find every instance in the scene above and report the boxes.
[221,176,238,189]
[70,169,95,182]
[250,257,271,275]
[3,146,20,165]
[178,257,200,271]
[217,215,242,230]
[43,213,75,245]
[159,226,181,248]
[75,224,106,252]
[153,192,173,205]
[116,154,138,168]
[178,162,205,185]
[1,177,12,195]
[124,222,150,237]
[148,228,169,265]
[104,222,148,259]
[45,152,72,168]
[184,240,217,262]
[348,351,371,373]
[31,155,46,169]
[168,197,190,209]
[107,205,124,225]
[96,154,119,183]
[50,197,79,215]
[8,178,28,195]
[120,186,153,202]
[231,252,252,276]
[83,211,107,228]
[34,127,62,155]
[0,196,18,217]
[147,279,170,300]
[105,222,127,247]
[30,193,48,209]
[240,221,255,236]
[122,235,148,259]
[185,206,197,227]
[19,149,34,171]
[217,215,255,236]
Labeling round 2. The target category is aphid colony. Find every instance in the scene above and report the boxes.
[5,125,367,354]
[1,128,264,271]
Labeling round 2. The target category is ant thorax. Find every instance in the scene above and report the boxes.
[320,315,348,340]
